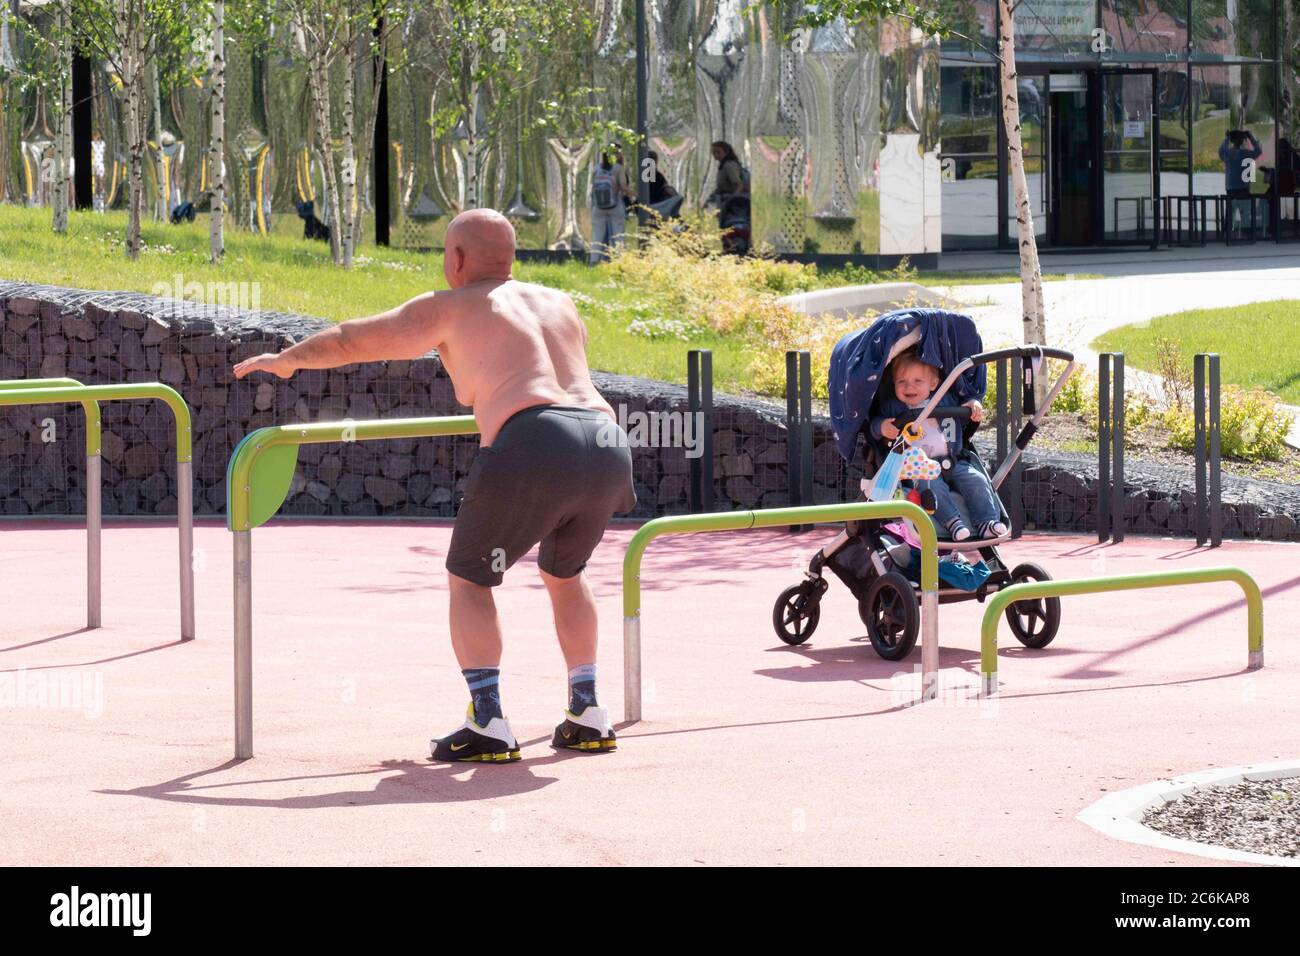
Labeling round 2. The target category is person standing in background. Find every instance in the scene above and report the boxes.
[1220,129,1264,237]
[589,145,631,264]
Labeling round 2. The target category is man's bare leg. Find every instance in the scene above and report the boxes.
[540,568,597,669]
[448,572,502,668]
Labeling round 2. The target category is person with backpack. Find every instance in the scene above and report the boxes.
[589,146,632,265]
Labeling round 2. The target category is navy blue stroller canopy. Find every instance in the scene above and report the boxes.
[828,308,987,462]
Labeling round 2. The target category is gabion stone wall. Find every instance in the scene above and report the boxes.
[0,281,808,521]
[1,279,1298,540]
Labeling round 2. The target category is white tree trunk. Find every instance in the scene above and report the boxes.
[306,37,344,265]
[125,15,145,259]
[462,35,480,211]
[209,0,225,263]
[998,0,1045,347]
[51,1,71,234]
[151,59,166,220]
[340,28,357,268]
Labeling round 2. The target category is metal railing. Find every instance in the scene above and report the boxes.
[0,380,194,638]
[622,500,940,722]
[979,567,1263,695]
[226,414,479,759]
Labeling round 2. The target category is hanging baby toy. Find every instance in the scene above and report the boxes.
[866,420,941,502]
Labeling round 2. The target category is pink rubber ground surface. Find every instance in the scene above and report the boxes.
[1,520,1296,866]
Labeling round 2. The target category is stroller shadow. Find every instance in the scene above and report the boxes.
[754,640,996,686]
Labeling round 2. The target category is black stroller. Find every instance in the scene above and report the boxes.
[771,309,1080,661]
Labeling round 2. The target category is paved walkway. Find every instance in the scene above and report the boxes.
[931,247,1300,445]
[2,520,1296,865]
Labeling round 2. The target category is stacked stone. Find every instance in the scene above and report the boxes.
[2,279,1298,539]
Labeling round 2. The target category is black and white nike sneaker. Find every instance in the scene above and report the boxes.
[431,704,521,763]
[551,704,617,753]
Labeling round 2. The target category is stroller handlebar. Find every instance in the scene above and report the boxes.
[966,346,1075,365]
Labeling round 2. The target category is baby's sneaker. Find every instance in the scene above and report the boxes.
[946,518,972,541]
[978,520,1010,539]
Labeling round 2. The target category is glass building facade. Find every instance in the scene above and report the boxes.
[940,0,1298,248]
[2,1,1297,257]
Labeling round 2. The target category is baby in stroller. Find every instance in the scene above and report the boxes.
[872,347,1007,542]
[771,307,1081,661]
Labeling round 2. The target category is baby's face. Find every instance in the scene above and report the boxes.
[894,360,940,406]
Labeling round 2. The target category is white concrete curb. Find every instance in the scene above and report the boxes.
[1078,760,1300,866]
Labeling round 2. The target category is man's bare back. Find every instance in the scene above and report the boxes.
[414,279,614,446]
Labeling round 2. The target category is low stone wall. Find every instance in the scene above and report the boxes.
[0,281,805,520]
[1,279,1297,540]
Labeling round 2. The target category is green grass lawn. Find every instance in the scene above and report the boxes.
[1093,301,1300,403]
[0,205,759,390]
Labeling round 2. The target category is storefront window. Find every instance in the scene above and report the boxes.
[1103,0,1188,62]
[935,0,998,61]
[1192,64,1277,193]
[1191,0,1276,62]
[1158,64,1193,201]
[939,65,1000,248]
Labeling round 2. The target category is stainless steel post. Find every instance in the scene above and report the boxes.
[86,452,101,629]
[177,460,195,640]
[920,589,938,701]
[234,531,253,758]
[624,616,641,723]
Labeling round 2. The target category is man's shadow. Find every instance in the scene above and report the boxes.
[99,746,582,809]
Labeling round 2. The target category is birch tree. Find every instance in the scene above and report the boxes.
[279,0,403,267]
[67,0,205,258]
[208,0,225,262]
[772,0,1047,347]
[2,1,75,232]
[150,57,166,221]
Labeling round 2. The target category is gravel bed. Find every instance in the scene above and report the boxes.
[1143,776,1300,860]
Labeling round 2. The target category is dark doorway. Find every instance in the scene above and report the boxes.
[1049,79,1095,245]
[999,69,1160,251]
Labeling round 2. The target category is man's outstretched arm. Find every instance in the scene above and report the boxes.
[233,292,443,379]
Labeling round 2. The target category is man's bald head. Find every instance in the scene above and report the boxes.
[443,209,517,288]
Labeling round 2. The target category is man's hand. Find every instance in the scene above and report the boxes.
[233,353,296,380]
[964,399,984,423]
[880,418,900,440]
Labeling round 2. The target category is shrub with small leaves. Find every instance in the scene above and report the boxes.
[1162,386,1290,461]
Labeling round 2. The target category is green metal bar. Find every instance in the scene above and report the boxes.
[0,378,100,456]
[226,415,479,533]
[0,380,194,639]
[979,566,1264,695]
[623,500,940,722]
[229,413,479,758]
[0,383,190,461]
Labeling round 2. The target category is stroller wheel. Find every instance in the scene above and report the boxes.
[859,572,919,661]
[773,581,822,645]
[1004,563,1062,649]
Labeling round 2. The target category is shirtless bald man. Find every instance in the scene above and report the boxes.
[233,209,635,762]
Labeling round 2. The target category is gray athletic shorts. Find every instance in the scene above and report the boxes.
[446,405,636,587]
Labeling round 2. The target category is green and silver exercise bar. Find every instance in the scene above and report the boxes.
[0,379,193,638]
[226,415,480,759]
[623,499,940,722]
[979,566,1263,696]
